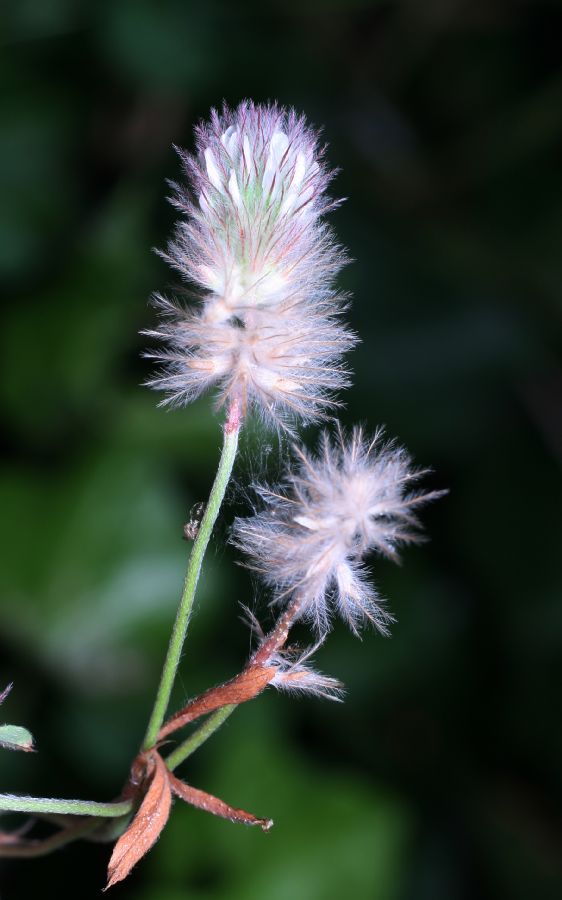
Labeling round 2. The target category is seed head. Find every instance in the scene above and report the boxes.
[232,426,444,634]
[146,101,355,428]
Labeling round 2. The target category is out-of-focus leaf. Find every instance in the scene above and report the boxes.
[149,709,413,900]
[97,0,221,89]
[0,724,34,753]
[0,445,216,689]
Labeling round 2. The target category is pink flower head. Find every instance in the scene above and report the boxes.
[233,426,444,634]
[146,101,355,428]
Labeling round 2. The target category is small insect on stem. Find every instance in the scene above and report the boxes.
[183,502,206,541]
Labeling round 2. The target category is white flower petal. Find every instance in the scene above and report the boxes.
[204,148,223,191]
[269,131,289,161]
[242,135,252,174]
[279,192,297,216]
[292,152,306,190]
[263,132,290,197]
[228,169,242,206]
[221,125,236,148]
[293,515,320,530]
[199,192,214,215]
[222,127,239,159]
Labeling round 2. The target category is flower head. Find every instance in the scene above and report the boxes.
[232,426,443,634]
[146,101,355,428]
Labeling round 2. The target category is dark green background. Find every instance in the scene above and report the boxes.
[1,1,561,898]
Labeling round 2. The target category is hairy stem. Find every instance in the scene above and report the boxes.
[0,795,132,818]
[143,401,242,749]
[165,595,305,771]
[165,705,235,772]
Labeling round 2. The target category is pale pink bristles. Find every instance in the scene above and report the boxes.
[145,101,355,429]
[232,426,445,635]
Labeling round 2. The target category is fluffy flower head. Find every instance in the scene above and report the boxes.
[233,427,442,634]
[146,101,355,428]
[172,101,341,320]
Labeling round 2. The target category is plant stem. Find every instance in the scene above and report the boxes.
[164,595,305,771]
[165,705,236,772]
[0,795,132,818]
[0,818,100,858]
[143,402,242,750]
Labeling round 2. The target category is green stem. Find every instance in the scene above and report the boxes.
[165,705,236,772]
[0,794,132,818]
[143,404,241,749]
[164,594,304,771]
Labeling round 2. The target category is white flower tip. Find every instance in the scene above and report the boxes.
[204,148,223,191]
[228,169,241,206]
[148,102,354,428]
[270,130,289,159]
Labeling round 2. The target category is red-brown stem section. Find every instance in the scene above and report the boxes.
[161,595,306,772]
[160,594,305,742]
[225,396,241,433]
[157,665,277,741]
[169,773,273,832]
[251,595,305,667]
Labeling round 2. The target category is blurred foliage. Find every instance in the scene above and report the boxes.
[1,1,561,898]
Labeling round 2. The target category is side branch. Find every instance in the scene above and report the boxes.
[0,794,133,818]
[161,596,306,771]
[158,665,277,741]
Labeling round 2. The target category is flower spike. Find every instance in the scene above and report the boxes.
[146,101,356,429]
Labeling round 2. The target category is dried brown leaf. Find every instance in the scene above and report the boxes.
[158,664,277,740]
[105,752,171,890]
[169,773,273,832]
